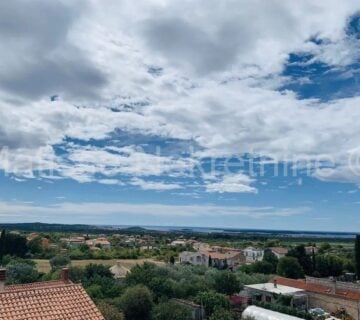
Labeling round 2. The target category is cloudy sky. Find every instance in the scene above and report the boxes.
[1,0,360,231]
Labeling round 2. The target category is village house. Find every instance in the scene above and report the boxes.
[170,239,187,247]
[60,236,86,247]
[243,246,264,263]
[0,268,104,320]
[305,246,319,255]
[204,249,245,269]
[26,232,39,242]
[243,280,308,309]
[86,237,111,249]
[179,251,209,266]
[110,261,130,279]
[269,247,289,258]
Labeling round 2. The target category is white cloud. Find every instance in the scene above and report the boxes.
[131,178,182,191]
[0,201,309,220]
[206,173,257,193]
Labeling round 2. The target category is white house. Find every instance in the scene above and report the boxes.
[244,247,264,263]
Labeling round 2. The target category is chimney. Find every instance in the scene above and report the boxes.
[60,268,70,283]
[273,279,277,288]
[0,268,6,290]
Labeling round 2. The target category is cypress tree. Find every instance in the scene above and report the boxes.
[355,235,360,279]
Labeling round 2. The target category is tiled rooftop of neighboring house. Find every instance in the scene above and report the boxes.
[200,249,242,260]
[274,276,360,301]
[0,269,104,320]
[269,247,289,255]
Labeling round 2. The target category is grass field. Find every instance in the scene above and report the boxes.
[33,259,165,273]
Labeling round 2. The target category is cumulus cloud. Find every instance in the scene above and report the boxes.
[206,173,257,193]
[1,0,360,191]
[0,0,106,102]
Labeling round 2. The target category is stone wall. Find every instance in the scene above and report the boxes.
[308,292,359,320]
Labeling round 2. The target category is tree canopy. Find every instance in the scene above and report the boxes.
[277,256,304,279]
[120,285,153,320]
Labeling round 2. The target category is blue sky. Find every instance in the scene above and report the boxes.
[0,1,360,231]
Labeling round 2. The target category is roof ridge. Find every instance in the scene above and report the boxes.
[1,280,77,294]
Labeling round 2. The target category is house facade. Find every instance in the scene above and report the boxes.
[244,247,264,263]
[179,251,209,266]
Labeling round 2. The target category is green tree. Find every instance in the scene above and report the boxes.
[152,301,192,320]
[320,243,331,252]
[355,235,360,279]
[125,262,157,287]
[120,285,153,320]
[315,255,344,277]
[69,266,85,283]
[84,264,113,280]
[194,291,229,316]
[49,255,70,271]
[209,308,235,320]
[97,302,124,320]
[28,237,43,255]
[6,262,39,284]
[0,230,28,259]
[263,250,278,273]
[213,271,241,295]
[251,261,274,274]
[287,245,313,275]
[277,257,304,279]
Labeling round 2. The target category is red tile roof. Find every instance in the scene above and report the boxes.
[0,280,104,320]
[274,276,360,301]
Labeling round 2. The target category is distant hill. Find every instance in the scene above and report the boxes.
[0,222,107,234]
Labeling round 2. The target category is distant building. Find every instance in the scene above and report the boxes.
[86,237,111,249]
[110,261,130,279]
[244,247,264,263]
[269,247,289,258]
[170,240,187,247]
[0,268,104,320]
[26,233,39,242]
[305,246,318,255]
[61,237,85,247]
[204,249,245,269]
[179,251,209,266]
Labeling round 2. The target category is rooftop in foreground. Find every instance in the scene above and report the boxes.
[0,268,104,320]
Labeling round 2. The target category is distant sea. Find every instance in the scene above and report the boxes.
[104,225,358,239]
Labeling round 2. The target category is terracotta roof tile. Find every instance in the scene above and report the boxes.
[0,280,104,320]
